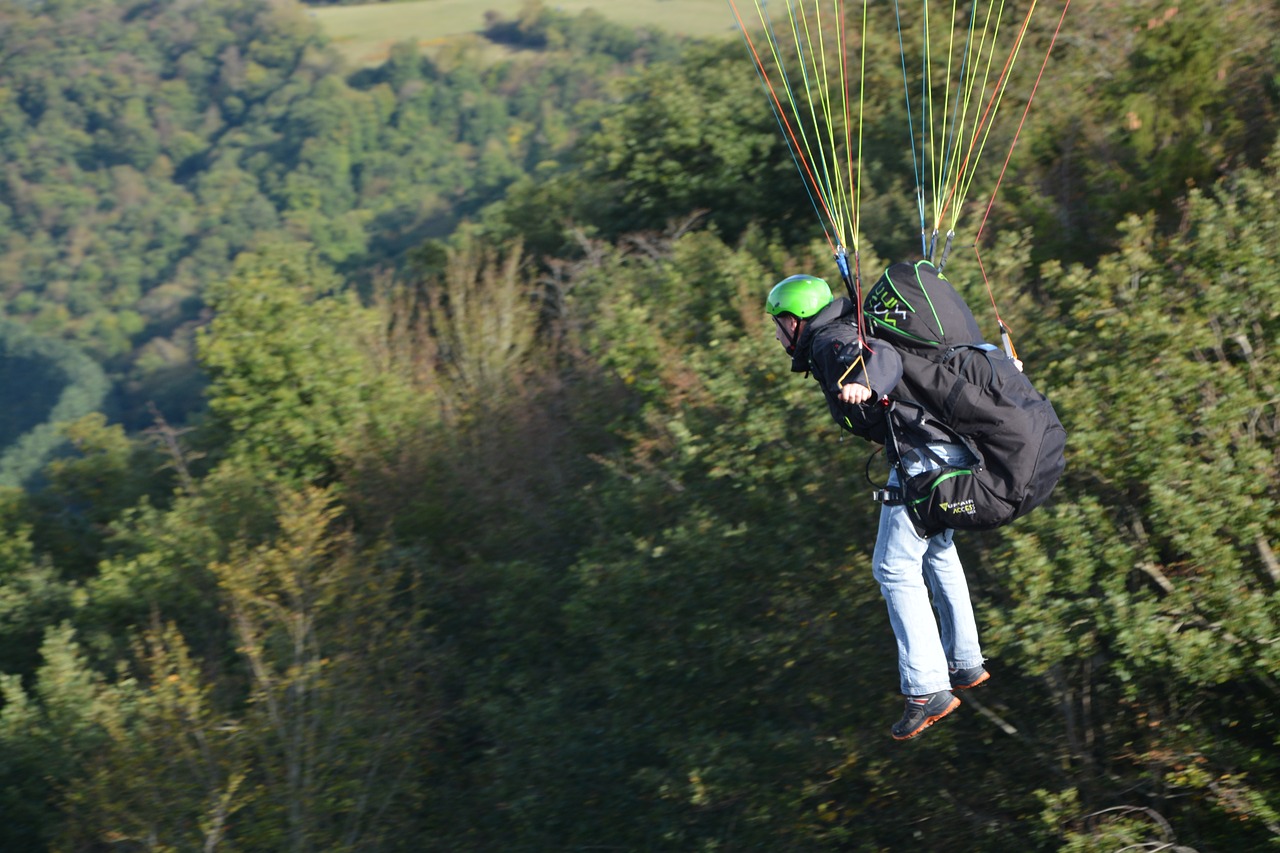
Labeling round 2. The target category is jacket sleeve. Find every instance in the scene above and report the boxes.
[808,331,903,442]
[848,339,903,399]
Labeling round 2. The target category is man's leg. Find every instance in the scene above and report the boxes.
[872,502,951,697]
[922,530,984,674]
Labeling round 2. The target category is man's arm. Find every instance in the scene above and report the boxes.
[809,333,904,441]
[828,339,902,402]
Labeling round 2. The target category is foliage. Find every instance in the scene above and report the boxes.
[4,484,437,852]
[0,624,115,850]
[983,148,1280,848]
[197,485,435,851]
[2,1,1280,850]
[197,244,383,483]
[1005,0,1280,267]
[0,0,658,429]
[55,621,249,851]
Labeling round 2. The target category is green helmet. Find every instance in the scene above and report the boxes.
[766,274,834,320]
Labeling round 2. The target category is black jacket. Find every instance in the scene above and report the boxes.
[792,297,952,455]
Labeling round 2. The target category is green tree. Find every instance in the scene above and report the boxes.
[983,143,1280,849]
[0,624,115,851]
[0,488,75,679]
[207,485,435,851]
[576,41,806,244]
[1007,0,1280,266]
[197,244,382,482]
[31,414,170,575]
[57,622,249,852]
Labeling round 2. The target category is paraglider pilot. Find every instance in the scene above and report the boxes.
[767,273,989,740]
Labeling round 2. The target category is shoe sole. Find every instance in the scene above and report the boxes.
[951,670,990,690]
[891,695,961,741]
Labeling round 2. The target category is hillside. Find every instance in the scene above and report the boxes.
[311,0,736,66]
[0,0,678,442]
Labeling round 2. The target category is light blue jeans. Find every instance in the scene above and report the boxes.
[872,442,984,696]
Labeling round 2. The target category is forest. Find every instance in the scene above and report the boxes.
[0,0,1277,849]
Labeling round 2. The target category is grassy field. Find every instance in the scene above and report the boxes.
[311,0,738,67]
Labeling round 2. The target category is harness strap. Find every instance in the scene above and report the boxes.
[878,399,911,509]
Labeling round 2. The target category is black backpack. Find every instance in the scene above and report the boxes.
[863,260,1067,536]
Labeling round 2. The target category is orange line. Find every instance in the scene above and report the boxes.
[974,0,1073,334]
[935,2,1036,233]
[727,0,839,251]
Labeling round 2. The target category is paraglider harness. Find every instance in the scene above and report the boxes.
[860,261,1066,537]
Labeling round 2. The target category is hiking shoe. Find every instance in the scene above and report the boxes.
[949,664,990,690]
[891,690,961,740]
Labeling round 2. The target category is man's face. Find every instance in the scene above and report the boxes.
[773,314,799,353]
